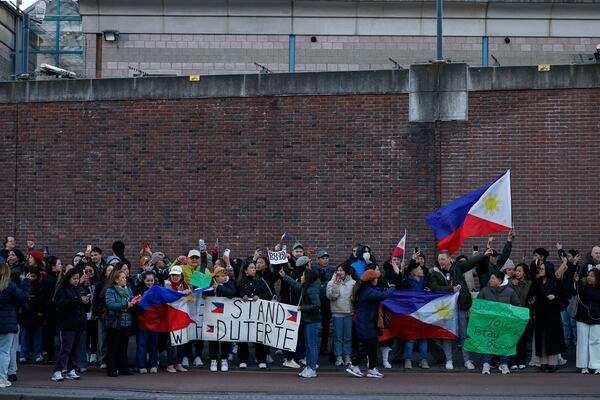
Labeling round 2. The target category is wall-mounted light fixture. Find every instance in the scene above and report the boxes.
[102,30,120,42]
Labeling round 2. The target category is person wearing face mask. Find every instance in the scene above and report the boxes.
[351,246,370,279]
[51,268,88,382]
[204,266,236,372]
[509,263,532,369]
[135,271,159,374]
[477,271,520,375]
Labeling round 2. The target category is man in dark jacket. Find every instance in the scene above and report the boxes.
[429,248,492,370]
[476,230,515,288]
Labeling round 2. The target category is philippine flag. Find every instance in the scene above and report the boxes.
[286,309,298,323]
[138,286,209,332]
[426,170,512,254]
[206,324,215,333]
[379,290,459,341]
[392,231,407,259]
[211,302,224,314]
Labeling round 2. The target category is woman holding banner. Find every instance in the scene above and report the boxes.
[477,271,520,375]
[205,266,236,372]
[163,266,190,373]
[575,268,600,374]
[531,262,565,372]
[237,261,271,369]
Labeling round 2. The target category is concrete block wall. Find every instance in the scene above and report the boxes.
[87,34,600,78]
[0,41,12,81]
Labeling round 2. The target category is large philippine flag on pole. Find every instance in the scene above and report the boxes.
[379,290,459,341]
[426,170,512,254]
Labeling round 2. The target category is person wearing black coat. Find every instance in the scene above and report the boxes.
[0,262,31,387]
[575,268,600,374]
[531,261,565,372]
[18,267,44,363]
[205,266,237,372]
[237,261,272,369]
[39,257,62,363]
[51,268,88,382]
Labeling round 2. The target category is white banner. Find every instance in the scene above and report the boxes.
[169,297,302,351]
[268,250,289,265]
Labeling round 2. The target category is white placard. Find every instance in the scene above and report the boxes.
[268,250,289,265]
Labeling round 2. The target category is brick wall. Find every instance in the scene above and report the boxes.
[87,34,600,78]
[1,89,598,264]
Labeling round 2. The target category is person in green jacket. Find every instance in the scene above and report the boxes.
[279,260,321,378]
[429,248,492,371]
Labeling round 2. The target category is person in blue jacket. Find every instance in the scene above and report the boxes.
[346,269,395,379]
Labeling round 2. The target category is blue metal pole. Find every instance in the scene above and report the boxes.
[482,36,489,67]
[436,0,443,61]
[289,34,295,73]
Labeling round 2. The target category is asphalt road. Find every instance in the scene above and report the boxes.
[1,364,597,400]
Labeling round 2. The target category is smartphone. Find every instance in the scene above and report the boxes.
[224,249,231,257]
[473,245,479,251]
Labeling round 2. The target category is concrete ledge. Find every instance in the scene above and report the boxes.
[1,64,600,104]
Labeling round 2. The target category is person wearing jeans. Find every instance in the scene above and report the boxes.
[135,272,159,373]
[0,262,31,387]
[327,264,355,367]
[280,261,321,378]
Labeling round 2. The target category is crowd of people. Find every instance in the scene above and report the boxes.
[0,232,599,386]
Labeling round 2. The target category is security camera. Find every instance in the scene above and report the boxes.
[39,64,76,79]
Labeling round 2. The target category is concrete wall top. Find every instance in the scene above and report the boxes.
[80,0,600,37]
[1,64,600,104]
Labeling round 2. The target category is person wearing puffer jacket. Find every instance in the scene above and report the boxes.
[326,264,355,367]
[477,271,521,375]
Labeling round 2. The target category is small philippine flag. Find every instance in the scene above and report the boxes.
[212,302,224,314]
[287,309,298,323]
[281,231,289,241]
[206,324,214,333]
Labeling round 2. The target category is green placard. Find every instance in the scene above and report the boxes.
[463,298,529,356]
[190,271,212,289]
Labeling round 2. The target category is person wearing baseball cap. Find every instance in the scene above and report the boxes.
[346,269,395,379]
[164,265,190,373]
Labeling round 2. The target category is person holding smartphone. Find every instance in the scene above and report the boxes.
[326,264,355,367]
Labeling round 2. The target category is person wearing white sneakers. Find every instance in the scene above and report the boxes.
[0,261,31,388]
[574,268,600,375]
[164,266,191,373]
[477,271,520,375]
[237,262,272,370]
[280,263,322,378]
[52,268,88,382]
[345,269,395,379]
[205,265,236,372]
[326,264,355,368]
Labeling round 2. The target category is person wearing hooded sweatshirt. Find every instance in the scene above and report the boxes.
[204,266,236,372]
[531,261,565,372]
[477,271,521,375]
[237,261,271,369]
[402,262,430,370]
[326,264,355,367]
[51,268,88,382]
[280,266,321,378]
[346,269,395,379]
[0,261,31,388]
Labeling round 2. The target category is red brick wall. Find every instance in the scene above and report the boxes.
[1,89,598,265]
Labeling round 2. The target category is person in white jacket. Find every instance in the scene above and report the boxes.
[326,265,356,367]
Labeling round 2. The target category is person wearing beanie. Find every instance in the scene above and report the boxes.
[28,250,45,270]
[346,269,395,378]
[279,267,321,378]
[205,266,236,372]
